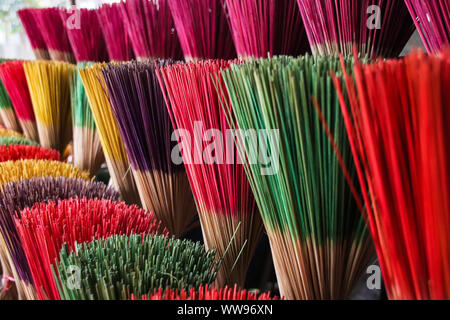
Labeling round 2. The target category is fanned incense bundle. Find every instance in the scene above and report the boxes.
[0,59,20,132]
[17,199,165,300]
[168,0,236,60]
[97,3,134,61]
[133,284,277,300]
[333,51,450,299]
[0,160,90,187]
[0,61,38,140]
[59,8,109,63]
[296,0,415,58]
[55,234,218,300]
[0,145,59,162]
[120,0,183,60]
[24,61,73,153]
[0,136,38,147]
[224,0,309,58]
[0,128,24,138]
[405,0,450,54]
[221,56,374,299]
[0,178,117,300]
[34,8,75,63]
[70,64,104,176]
[102,61,196,236]
[79,64,140,205]
[17,9,50,60]
[157,61,263,287]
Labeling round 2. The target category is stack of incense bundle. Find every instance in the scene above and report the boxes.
[55,234,218,300]
[334,50,450,299]
[157,60,263,287]
[120,0,183,60]
[296,0,415,58]
[24,61,73,153]
[221,56,374,299]
[79,64,141,205]
[102,61,197,236]
[70,64,104,176]
[168,0,236,60]
[0,61,38,141]
[0,178,117,300]
[97,3,134,61]
[17,199,166,300]
[0,59,20,132]
[224,0,309,58]
[17,9,50,60]
[33,8,75,63]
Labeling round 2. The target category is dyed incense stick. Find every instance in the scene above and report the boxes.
[168,0,236,60]
[297,0,415,58]
[59,8,109,63]
[0,59,20,132]
[0,61,38,141]
[224,0,309,58]
[133,284,277,300]
[0,128,24,138]
[0,136,38,147]
[0,145,59,162]
[97,3,134,61]
[34,7,75,63]
[17,9,50,60]
[221,56,374,299]
[157,60,263,287]
[405,0,450,54]
[0,160,90,187]
[55,234,217,300]
[0,178,117,300]
[102,61,196,236]
[79,63,141,205]
[334,50,450,299]
[120,0,183,60]
[17,199,166,300]
[24,61,73,153]
[70,64,104,176]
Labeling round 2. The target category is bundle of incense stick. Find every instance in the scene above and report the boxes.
[17,9,50,60]
[133,285,277,300]
[0,136,38,147]
[0,61,38,141]
[70,64,104,176]
[157,60,263,287]
[0,178,117,300]
[59,8,109,63]
[102,61,196,236]
[24,61,73,153]
[168,0,236,60]
[405,0,450,54]
[296,0,415,58]
[79,64,141,205]
[0,160,90,186]
[97,3,134,61]
[0,60,20,132]
[33,8,75,63]
[0,145,59,162]
[334,50,450,299]
[224,0,309,58]
[55,234,218,300]
[0,128,24,138]
[17,198,166,300]
[221,56,374,299]
[0,162,89,299]
[120,0,183,60]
